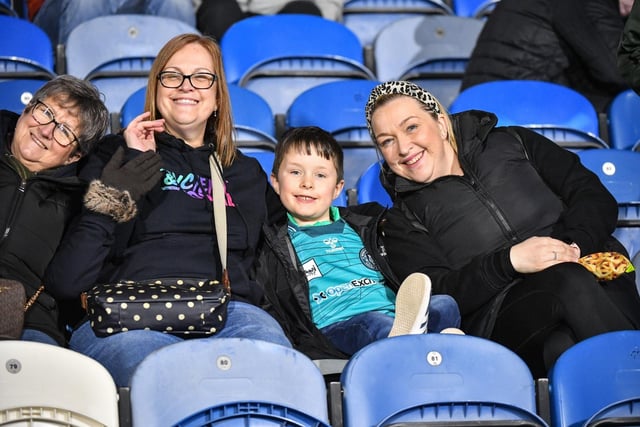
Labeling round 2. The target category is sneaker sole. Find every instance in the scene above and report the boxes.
[388,272,432,337]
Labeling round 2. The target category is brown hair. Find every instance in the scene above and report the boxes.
[274,126,344,182]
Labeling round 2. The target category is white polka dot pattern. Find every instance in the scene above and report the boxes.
[85,278,229,338]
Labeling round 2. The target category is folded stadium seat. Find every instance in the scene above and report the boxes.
[129,338,331,426]
[0,79,44,113]
[0,0,25,18]
[221,14,376,124]
[0,340,119,426]
[608,89,640,151]
[343,0,454,49]
[0,15,56,82]
[119,84,278,152]
[286,79,382,192]
[549,330,640,427]
[374,15,484,108]
[449,80,609,150]
[577,148,640,294]
[356,161,392,207]
[339,333,549,427]
[64,14,199,116]
[452,0,500,18]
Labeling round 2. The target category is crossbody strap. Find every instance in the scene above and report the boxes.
[209,154,231,292]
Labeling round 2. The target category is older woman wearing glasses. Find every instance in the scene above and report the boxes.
[0,75,109,344]
[45,34,291,387]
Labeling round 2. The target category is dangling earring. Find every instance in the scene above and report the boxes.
[212,110,218,118]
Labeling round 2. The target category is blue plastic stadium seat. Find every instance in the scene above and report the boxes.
[450,80,608,150]
[286,79,381,191]
[356,161,392,207]
[65,14,199,114]
[452,0,500,18]
[608,89,640,151]
[129,338,331,427]
[0,79,44,113]
[0,15,56,81]
[340,333,548,427]
[221,14,375,117]
[549,331,640,427]
[373,15,484,107]
[343,0,454,47]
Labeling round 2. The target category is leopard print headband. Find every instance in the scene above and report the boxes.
[365,81,441,141]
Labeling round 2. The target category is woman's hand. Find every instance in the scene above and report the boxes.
[509,236,581,273]
[123,111,165,152]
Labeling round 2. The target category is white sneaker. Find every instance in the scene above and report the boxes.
[388,273,432,337]
[440,327,465,335]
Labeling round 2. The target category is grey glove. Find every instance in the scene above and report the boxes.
[101,146,163,201]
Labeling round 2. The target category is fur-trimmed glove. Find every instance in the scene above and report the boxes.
[84,147,163,223]
[101,146,163,201]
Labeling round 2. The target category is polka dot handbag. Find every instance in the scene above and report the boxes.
[84,278,230,338]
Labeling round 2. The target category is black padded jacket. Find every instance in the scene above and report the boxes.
[256,203,409,360]
[380,110,624,337]
[0,110,85,345]
[461,0,628,111]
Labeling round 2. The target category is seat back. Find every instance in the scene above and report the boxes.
[0,15,56,81]
[450,80,608,149]
[228,84,277,150]
[343,0,453,47]
[286,79,381,190]
[577,149,640,273]
[221,14,375,116]
[374,15,484,107]
[65,14,199,113]
[549,330,640,427]
[340,333,547,427]
[129,338,330,426]
[452,0,500,18]
[608,89,640,151]
[0,340,119,426]
[0,79,44,113]
[356,161,392,207]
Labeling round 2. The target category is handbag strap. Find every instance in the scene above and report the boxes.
[209,153,231,292]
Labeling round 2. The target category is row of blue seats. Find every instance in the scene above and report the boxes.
[2,330,639,426]
[0,11,485,113]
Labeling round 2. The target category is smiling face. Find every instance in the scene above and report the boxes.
[271,146,345,226]
[156,42,218,147]
[11,97,82,172]
[371,96,461,183]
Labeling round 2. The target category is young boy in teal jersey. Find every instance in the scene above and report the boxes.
[256,126,461,359]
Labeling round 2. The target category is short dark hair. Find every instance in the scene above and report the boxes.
[274,126,344,182]
[27,75,109,157]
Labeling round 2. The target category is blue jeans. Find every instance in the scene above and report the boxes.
[69,301,291,387]
[21,328,59,346]
[321,294,461,355]
[34,0,196,46]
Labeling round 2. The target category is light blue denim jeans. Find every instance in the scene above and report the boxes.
[34,0,196,46]
[21,328,59,346]
[69,301,291,387]
[321,294,461,355]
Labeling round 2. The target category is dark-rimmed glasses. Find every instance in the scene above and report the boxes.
[158,71,217,89]
[31,101,78,147]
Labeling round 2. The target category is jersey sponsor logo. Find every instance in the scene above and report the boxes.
[302,259,322,281]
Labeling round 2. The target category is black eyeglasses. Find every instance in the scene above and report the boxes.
[158,71,217,89]
[31,101,79,147]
